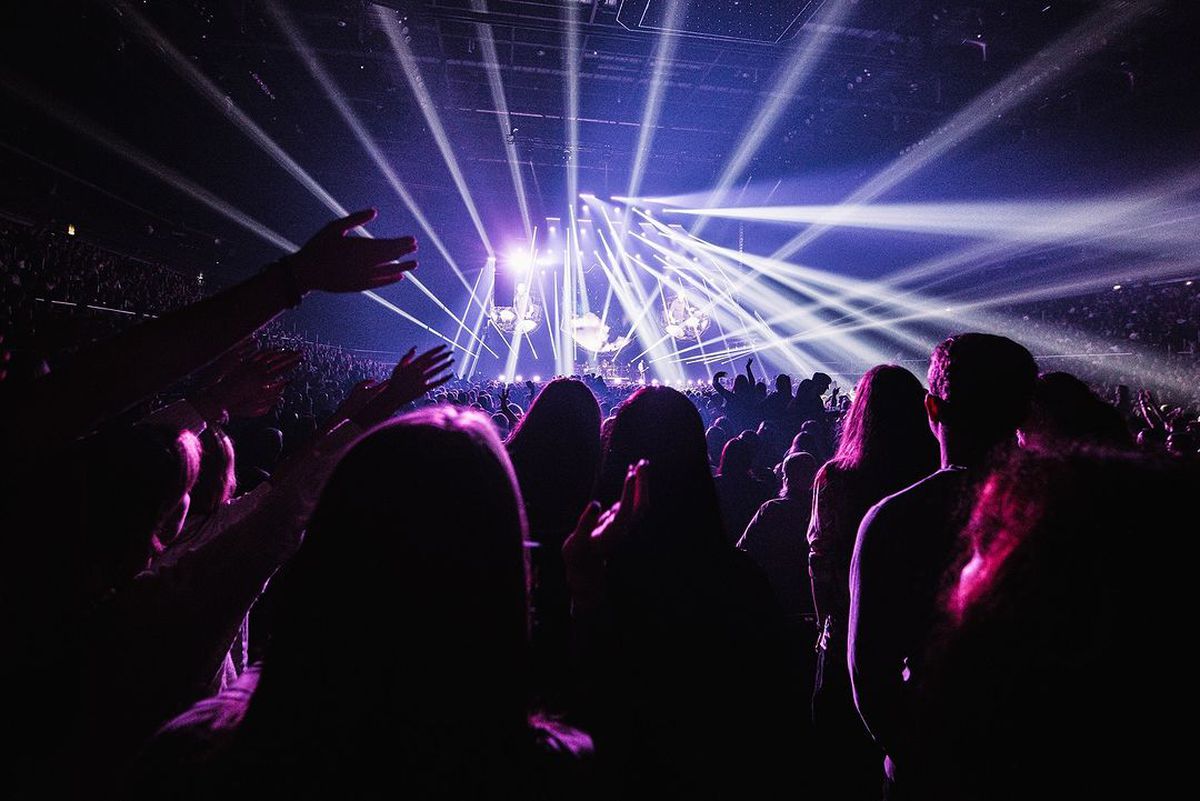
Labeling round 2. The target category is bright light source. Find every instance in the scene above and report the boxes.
[66,224,75,236]
[498,374,508,382]
[532,375,542,382]
[507,249,534,272]
[1113,284,1122,290]
[515,374,524,382]
[579,192,596,199]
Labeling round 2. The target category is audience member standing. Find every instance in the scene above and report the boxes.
[848,334,1037,796]
[808,364,939,800]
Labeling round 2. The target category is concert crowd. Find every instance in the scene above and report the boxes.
[1,212,1195,799]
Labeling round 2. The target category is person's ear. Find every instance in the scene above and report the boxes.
[925,393,946,426]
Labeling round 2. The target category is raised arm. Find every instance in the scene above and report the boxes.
[0,210,416,456]
[711,371,735,403]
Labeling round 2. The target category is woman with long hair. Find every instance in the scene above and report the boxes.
[568,386,804,799]
[135,407,591,799]
[807,364,939,799]
[505,378,601,709]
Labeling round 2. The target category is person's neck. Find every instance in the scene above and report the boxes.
[939,430,1010,470]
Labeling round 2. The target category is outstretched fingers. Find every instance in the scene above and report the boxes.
[331,208,378,236]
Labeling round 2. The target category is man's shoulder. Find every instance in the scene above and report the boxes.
[860,467,969,538]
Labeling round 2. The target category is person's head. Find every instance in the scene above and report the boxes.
[255,407,529,732]
[780,452,817,499]
[188,425,237,522]
[597,386,723,549]
[244,426,283,472]
[775,373,792,396]
[833,364,939,481]
[733,373,750,393]
[718,432,757,477]
[917,449,1196,799]
[1021,372,1131,450]
[705,425,729,466]
[505,378,602,536]
[811,372,832,395]
[790,430,821,459]
[753,421,789,467]
[74,425,201,594]
[926,333,1038,466]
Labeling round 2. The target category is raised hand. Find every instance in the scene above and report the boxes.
[284,209,418,294]
[562,459,649,612]
[193,337,258,387]
[321,378,386,435]
[353,346,454,428]
[387,345,454,406]
[194,348,301,421]
[713,371,728,385]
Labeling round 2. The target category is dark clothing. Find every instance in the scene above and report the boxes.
[714,473,772,544]
[576,540,807,799]
[807,462,897,799]
[849,467,976,785]
[737,496,814,620]
[808,463,887,629]
[132,666,594,800]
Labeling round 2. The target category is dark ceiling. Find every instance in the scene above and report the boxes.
[1,1,1195,297]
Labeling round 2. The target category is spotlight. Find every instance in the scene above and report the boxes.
[506,248,534,272]
[515,374,524,382]
[1113,284,1122,291]
[533,375,542,382]
[498,374,508,382]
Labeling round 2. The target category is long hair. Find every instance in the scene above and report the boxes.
[915,448,1195,800]
[237,407,531,790]
[831,364,938,483]
[597,386,724,551]
[188,425,236,520]
[506,378,601,542]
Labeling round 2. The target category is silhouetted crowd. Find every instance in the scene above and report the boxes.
[1,211,1196,800]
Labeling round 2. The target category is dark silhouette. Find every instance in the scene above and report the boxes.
[808,364,939,799]
[913,449,1197,800]
[506,377,602,710]
[569,386,805,799]
[714,430,773,543]
[134,407,591,799]
[738,451,819,621]
[849,334,1038,793]
[1021,371,1132,449]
